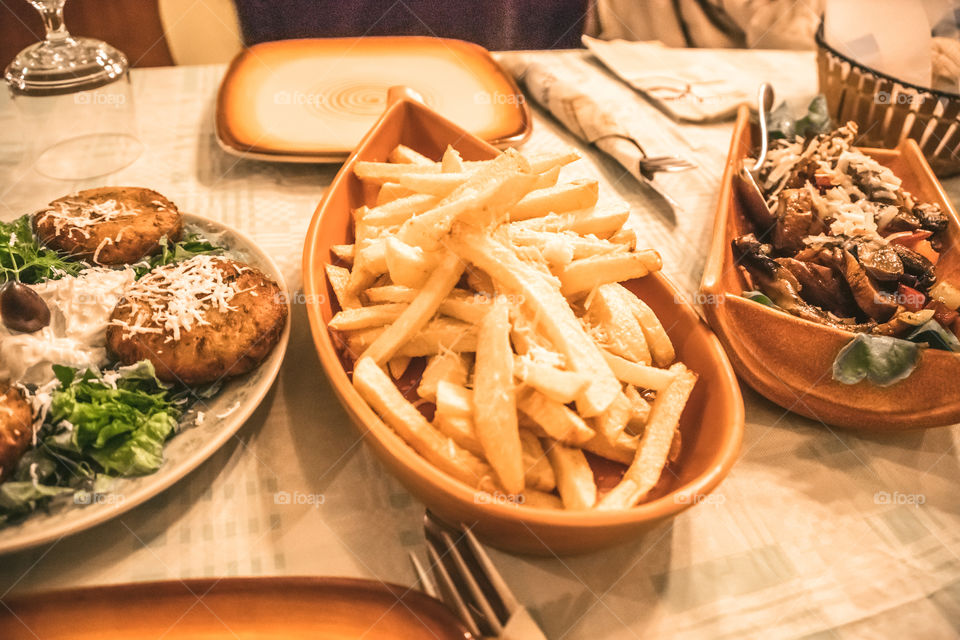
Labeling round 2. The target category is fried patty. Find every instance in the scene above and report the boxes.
[106,257,287,385]
[0,383,32,482]
[33,187,183,266]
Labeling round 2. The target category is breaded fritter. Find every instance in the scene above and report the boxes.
[33,187,183,266]
[0,384,32,482]
[106,256,287,385]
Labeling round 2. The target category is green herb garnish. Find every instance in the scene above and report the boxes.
[134,234,223,278]
[0,215,84,284]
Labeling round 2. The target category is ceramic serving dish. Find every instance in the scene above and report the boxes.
[700,106,960,430]
[302,90,744,555]
[0,214,290,555]
[216,36,531,163]
[0,577,472,639]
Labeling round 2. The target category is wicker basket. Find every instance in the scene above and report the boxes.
[816,21,960,177]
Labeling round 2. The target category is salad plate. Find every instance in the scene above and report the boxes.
[701,106,960,430]
[0,212,290,555]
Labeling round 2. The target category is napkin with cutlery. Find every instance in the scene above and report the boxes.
[502,56,695,213]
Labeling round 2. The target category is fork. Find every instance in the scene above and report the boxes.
[409,512,547,640]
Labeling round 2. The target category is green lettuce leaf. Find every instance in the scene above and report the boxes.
[833,334,921,386]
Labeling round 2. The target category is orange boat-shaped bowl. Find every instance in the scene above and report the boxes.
[303,92,744,554]
[701,106,960,430]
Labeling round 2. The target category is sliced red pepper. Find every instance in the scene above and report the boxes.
[898,284,927,311]
[887,230,940,263]
[926,300,959,327]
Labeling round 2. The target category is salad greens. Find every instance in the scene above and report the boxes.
[832,334,921,387]
[0,215,84,284]
[768,95,832,141]
[134,234,223,278]
[0,361,182,523]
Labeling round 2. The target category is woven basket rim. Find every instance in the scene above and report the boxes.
[815,19,960,101]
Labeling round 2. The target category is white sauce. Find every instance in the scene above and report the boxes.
[0,268,134,385]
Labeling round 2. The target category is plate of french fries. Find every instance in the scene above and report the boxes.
[303,90,744,554]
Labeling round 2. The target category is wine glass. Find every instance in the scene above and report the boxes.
[4,0,142,180]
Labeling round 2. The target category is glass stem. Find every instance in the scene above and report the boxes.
[35,1,70,42]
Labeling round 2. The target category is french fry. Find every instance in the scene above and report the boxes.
[385,237,443,288]
[330,244,355,265]
[355,239,388,276]
[602,350,677,391]
[388,356,412,379]
[626,294,676,367]
[325,263,361,310]
[350,318,477,360]
[585,284,652,364]
[362,253,464,364]
[525,150,580,173]
[513,357,589,404]
[511,203,629,238]
[559,250,662,297]
[436,380,473,418]
[388,144,433,165]
[449,225,620,416]
[509,179,599,221]
[329,302,406,330]
[364,193,439,226]
[623,384,651,430]
[581,430,638,466]
[519,429,556,491]
[355,161,442,184]
[473,297,524,494]
[508,228,627,260]
[517,388,596,445]
[597,364,697,509]
[418,350,470,401]
[594,390,632,443]
[520,489,564,509]
[441,145,465,173]
[543,438,596,509]
[397,150,533,248]
[532,165,561,189]
[353,357,493,489]
[376,183,417,205]
[397,172,468,197]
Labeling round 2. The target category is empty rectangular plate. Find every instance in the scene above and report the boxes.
[216,36,531,162]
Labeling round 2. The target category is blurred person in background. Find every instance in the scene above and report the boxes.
[589,0,825,49]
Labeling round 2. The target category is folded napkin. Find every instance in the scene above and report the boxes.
[582,35,761,122]
[503,56,690,211]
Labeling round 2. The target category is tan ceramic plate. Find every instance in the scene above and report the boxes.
[0,577,472,639]
[302,90,744,555]
[700,106,960,430]
[0,214,290,555]
[216,36,531,162]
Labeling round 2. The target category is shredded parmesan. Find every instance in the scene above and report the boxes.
[112,256,248,342]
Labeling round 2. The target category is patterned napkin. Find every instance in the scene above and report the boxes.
[582,35,758,122]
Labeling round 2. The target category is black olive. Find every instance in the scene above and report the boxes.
[0,281,51,333]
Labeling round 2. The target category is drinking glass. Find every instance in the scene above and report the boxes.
[4,0,142,180]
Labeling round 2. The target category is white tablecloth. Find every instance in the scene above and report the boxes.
[1,51,959,640]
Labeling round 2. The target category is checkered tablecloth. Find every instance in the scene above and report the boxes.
[1,50,959,640]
